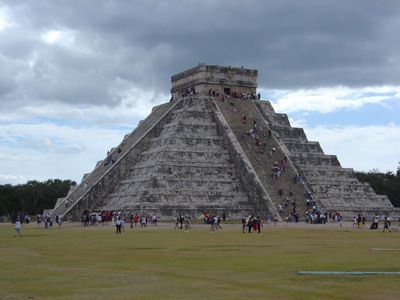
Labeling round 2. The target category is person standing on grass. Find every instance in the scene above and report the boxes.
[111,213,115,227]
[58,215,62,229]
[174,215,179,229]
[179,214,184,229]
[13,218,23,237]
[141,216,147,228]
[121,218,125,233]
[273,215,278,226]
[216,216,222,229]
[252,216,257,232]
[130,215,134,228]
[48,216,53,230]
[361,215,366,228]
[184,216,190,233]
[116,217,122,234]
[248,217,252,233]
[36,214,41,229]
[210,215,216,234]
[382,217,391,233]
[353,216,358,228]
[44,214,48,229]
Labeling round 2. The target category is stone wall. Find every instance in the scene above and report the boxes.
[51,100,180,220]
[171,64,258,99]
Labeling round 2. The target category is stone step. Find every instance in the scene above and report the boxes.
[130,161,235,169]
[51,100,179,217]
[282,140,324,154]
[139,151,232,162]
[272,127,308,141]
[291,155,341,166]
[306,178,371,184]
[215,98,307,219]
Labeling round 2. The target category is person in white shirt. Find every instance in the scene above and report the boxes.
[58,215,63,229]
[116,218,122,234]
[14,218,23,237]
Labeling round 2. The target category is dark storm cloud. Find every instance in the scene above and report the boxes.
[1,0,399,108]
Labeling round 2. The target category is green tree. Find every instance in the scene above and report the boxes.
[0,179,76,216]
[355,165,400,207]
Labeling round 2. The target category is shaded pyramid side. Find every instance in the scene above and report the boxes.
[50,100,180,218]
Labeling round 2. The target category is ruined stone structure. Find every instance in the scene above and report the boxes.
[51,65,398,221]
[171,64,258,100]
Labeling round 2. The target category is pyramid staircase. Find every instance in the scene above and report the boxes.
[214,97,310,220]
[253,100,397,218]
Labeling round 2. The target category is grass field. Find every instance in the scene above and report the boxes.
[1,222,399,300]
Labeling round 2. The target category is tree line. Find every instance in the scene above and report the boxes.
[0,179,76,216]
[355,166,400,207]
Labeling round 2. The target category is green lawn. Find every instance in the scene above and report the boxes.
[1,222,399,300]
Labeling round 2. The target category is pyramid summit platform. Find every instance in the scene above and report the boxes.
[51,65,399,221]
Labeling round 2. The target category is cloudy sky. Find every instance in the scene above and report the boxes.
[1,0,399,185]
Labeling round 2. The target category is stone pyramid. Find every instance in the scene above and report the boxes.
[96,97,254,217]
[51,65,398,220]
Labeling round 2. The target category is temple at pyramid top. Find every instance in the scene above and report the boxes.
[171,64,258,100]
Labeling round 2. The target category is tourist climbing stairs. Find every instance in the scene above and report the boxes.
[214,97,309,221]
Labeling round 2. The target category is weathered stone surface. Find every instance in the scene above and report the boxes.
[254,100,398,219]
[51,65,399,221]
[96,97,254,218]
[171,64,258,100]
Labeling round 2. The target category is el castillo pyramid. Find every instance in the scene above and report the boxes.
[51,64,398,221]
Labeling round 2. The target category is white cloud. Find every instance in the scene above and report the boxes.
[264,86,400,114]
[304,123,400,173]
[0,6,14,32]
[0,174,41,186]
[0,87,170,185]
[0,89,168,126]
[41,30,61,44]
[0,121,129,185]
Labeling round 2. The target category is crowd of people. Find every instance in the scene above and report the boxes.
[242,215,264,233]
[78,211,159,230]
[32,213,62,230]
[170,86,262,102]
[8,210,400,237]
